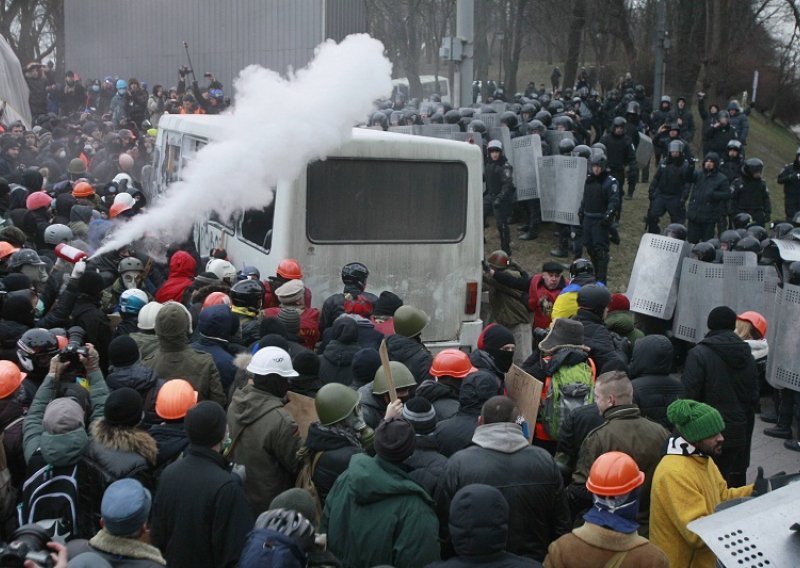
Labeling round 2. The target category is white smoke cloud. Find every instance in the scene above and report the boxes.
[94,34,392,257]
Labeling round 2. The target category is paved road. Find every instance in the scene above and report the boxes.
[746,406,800,483]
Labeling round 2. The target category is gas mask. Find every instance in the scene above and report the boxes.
[21,264,48,284]
[345,406,374,449]
[121,270,142,290]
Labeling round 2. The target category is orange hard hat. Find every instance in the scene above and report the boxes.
[72,181,95,198]
[109,202,133,219]
[202,291,232,310]
[0,242,19,260]
[276,258,302,280]
[737,311,767,339]
[430,348,477,379]
[56,335,69,350]
[156,379,198,420]
[0,360,25,400]
[586,451,645,497]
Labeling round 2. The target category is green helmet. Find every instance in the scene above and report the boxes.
[372,361,416,395]
[393,305,429,338]
[315,383,359,426]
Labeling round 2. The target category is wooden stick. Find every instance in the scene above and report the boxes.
[379,339,398,402]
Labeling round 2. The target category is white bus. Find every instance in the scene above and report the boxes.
[152,114,483,350]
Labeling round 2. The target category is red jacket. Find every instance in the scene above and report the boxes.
[155,251,197,303]
[263,306,321,351]
[528,275,564,329]
[262,280,312,309]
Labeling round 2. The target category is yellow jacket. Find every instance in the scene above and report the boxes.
[649,452,753,567]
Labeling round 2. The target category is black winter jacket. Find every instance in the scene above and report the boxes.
[777,161,800,196]
[404,434,447,497]
[682,330,758,449]
[416,379,460,421]
[686,164,730,223]
[575,309,627,373]
[437,423,570,561]
[71,294,112,374]
[629,335,684,429]
[434,371,500,457]
[150,445,255,568]
[148,422,189,469]
[304,422,363,503]
[386,333,433,384]
[554,403,604,477]
[319,318,361,386]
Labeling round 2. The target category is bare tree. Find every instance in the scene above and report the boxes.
[0,0,63,67]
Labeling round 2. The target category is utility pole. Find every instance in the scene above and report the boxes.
[653,0,667,102]
[455,0,474,107]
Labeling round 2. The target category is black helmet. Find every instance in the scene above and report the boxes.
[520,103,536,118]
[558,138,576,155]
[668,140,684,155]
[341,262,369,287]
[736,228,748,239]
[548,100,564,114]
[229,279,265,311]
[625,101,640,115]
[591,142,607,154]
[726,139,743,152]
[370,112,388,129]
[772,222,795,239]
[256,508,315,551]
[664,223,688,241]
[444,109,461,124]
[570,258,594,279]
[746,225,768,241]
[742,158,764,177]
[8,249,44,270]
[237,265,260,281]
[719,229,741,251]
[499,111,518,130]
[552,115,574,131]
[612,116,627,129]
[732,212,753,229]
[734,236,761,254]
[429,112,444,124]
[789,261,800,285]
[577,284,611,313]
[589,152,607,170]
[793,211,800,227]
[572,144,591,159]
[17,328,59,372]
[468,119,487,134]
[691,242,717,262]
[707,237,721,250]
[528,119,546,136]
[459,107,475,118]
[534,110,552,127]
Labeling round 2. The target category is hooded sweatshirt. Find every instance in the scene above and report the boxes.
[435,371,500,457]
[629,335,684,429]
[155,251,196,303]
[319,317,360,386]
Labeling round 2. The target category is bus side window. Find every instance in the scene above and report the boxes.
[240,200,276,252]
[162,144,181,185]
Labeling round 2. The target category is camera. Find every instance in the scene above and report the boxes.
[59,326,88,365]
[178,65,190,77]
[0,525,54,567]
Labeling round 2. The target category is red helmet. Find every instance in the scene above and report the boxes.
[202,291,232,310]
[276,258,302,280]
[736,311,767,339]
[586,451,645,497]
[109,202,133,218]
[430,349,477,379]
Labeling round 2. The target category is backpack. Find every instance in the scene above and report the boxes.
[540,358,596,440]
[18,455,79,540]
[238,527,307,568]
[295,450,324,520]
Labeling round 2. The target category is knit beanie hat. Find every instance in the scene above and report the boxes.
[707,306,737,331]
[78,271,106,298]
[43,398,85,434]
[667,399,725,443]
[373,291,403,317]
[3,272,31,292]
[351,348,382,387]
[185,401,228,447]
[481,324,515,350]
[277,308,301,337]
[104,387,144,427]
[108,335,139,367]
[608,294,630,313]
[374,418,416,463]
[292,351,320,377]
[402,397,437,435]
[259,317,287,339]
[268,488,318,528]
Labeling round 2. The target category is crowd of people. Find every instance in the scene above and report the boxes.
[0,58,795,567]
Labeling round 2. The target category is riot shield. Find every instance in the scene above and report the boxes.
[544,130,575,151]
[636,133,653,170]
[722,250,758,267]
[140,164,156,201]
[419,101,438,117]
[388,125,415,135]
[451,132,485,147]
[417,124,460,138]
[770,238,800,262]
[474,113,500,127]
[729,264,780,322]
[626,234,691,319]
[687,482,800,568]
[511,134,542,201]
[490,100,506,114]
[767,283,800,391]
[672,259,727,342]
[537,155,587,225]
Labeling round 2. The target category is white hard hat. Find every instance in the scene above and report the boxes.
[487,139,503,151]
[112,172,133,186]
[137,301,164,331]
[247,346,298,377]
[113,192,136,207]
[206,259,236,282]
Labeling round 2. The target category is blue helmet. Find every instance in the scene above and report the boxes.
[119,288,148,315]
[237,265,261,281]
[116,79,128,91]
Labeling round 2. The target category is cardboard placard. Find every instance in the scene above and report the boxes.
[379,339,398,402]
[284,391,318,439]
[504,364,543,442]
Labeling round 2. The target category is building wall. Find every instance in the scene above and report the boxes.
[64,0,365,96]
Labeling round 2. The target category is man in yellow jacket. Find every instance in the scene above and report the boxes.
[649,399,753,567]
